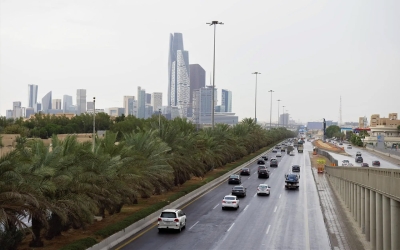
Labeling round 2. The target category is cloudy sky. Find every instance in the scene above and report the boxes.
[1,0,399,124]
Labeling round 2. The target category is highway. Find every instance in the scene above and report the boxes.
[115,141,330,250]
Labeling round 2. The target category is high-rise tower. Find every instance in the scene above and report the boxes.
[76,89,86,115]
[28,84,38,108]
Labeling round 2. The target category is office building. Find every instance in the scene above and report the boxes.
[151,92,163,112]
[188,64,205,117]
[146,93,151,104]
[28,84,38,108]
[221,89,232,112]
[123,96,136,117]
[12,101,21,118]
[192,86,217,125]
[42,91,52,113]
[87,102,94,113]
[25,108,34,118]
[76,89,86,115]
[52,99,62,110]
[280,113,290,127]
[34,103,42,113]
[63,95,73,113]
[137,87,146,118]
[6,110,13,119]
[145,105,154,119]
[107,107,125,117]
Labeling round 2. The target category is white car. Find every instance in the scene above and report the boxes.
[222,195,240,210]
[157,209,186,232]
[289,151,295,156]
[276,152,282,157]
[257,184,271,196]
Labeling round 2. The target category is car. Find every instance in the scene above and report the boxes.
[228,174,241,184]
[361,163,369,167]
[257,184,271,196]
[231,185,247,197]
[339,142,343,145]
[261,155,268,161]
[157,209,186,232]
[257,159,265,165]
[355,156,363,163]
[356,151,362,157]
[222,195,240,210]
[276,152,282,157]
[347,146,352,149]
[372,161,381,167]
[270,158,278,167]
[281,147,286,152]
[292,165,300,172]
[272,149,278,153]
[240,168,250,176]
[289,151,295,156]
[258,166,270,178]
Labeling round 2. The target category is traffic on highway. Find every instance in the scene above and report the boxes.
[114,140,330,250]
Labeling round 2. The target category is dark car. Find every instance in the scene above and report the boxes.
[257,159,265,165]
[272,149,278,153]
[372,161,380,167]
[261,155,268,161]
[281,148,286,152]
[361,163,369,167]
[356,152,362,157]
[270,158,278,167]
[292,165,300,172]
[355,156,363,163]
[231,186,246,197]
[240,168,250,176]
[258,168,270,178]
[228,175,241,184]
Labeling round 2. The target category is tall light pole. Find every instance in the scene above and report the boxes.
[252,72,261,123]
[268,90,274,129]
[277,99,281,127]
[282,105,286,127]
[207,20,224,129]
[92,97,96,153]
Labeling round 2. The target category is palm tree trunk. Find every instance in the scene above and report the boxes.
[29,217,44,247]
[45,213,62,240]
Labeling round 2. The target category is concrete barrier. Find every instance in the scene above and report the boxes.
[88,148,273,250]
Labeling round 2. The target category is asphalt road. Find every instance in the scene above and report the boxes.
[115,142,330,250]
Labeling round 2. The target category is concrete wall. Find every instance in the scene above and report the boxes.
[366,145,400,160]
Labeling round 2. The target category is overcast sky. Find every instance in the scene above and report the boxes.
[1,0,399,124]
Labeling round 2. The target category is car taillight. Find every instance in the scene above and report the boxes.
[174,218,179,222]
[222,200,226,203]
[158,218,162,221]
[257,188,260,191]
[232,201,236,203]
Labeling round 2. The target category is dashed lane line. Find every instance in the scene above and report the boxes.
[189,221,199,230]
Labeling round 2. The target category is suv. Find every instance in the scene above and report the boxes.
[270,158,278,167]
[292,165,300,172]
[356,152,362,157]
[228,174,241,184]
[231,185,247,197]
[240,168,250,175]
[157,209,186,232]
[355,156,363,163]
[258,166,270,178]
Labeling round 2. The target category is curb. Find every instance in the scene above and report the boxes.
[88,147,274,250]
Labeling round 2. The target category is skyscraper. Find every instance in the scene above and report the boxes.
[192,86,217,125]
[63,95,73,113]
[87,102,94,113]
[123,96,135,117]
[189,64,206,117]
[221,89,232,112]
[52,99,62,110]
[151,92,163,112]
[12,101,22,118]
[42,91,52,113]
[76,89,86,115]
[168,33,190,117]
[146,93,151,105]
[137,87,146,118]
[28,84,38,108]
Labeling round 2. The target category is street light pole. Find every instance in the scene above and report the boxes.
[92,97,96,153]
[282,105,285,127]
[277,99,281,127]
[252,72,261,123]
[207,20,223,129]
[268,90,274,129]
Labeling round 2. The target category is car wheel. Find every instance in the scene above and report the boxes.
[178,224,182,232]
[158,228,162,233]
[222,207,225,210]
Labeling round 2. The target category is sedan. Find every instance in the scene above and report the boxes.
[240,168,250,175]
[276,152,282,157]
[228,175,241,184]
[289,151,295,156]
[257,184,271,196]
[222,195,240,210]
[272,149,278,153]
[372,161,381,167]
[231,185,247,197]
[361,163,369,167]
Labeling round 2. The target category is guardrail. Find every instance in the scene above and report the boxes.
[88,147,273,250]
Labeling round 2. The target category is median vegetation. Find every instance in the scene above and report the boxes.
[0,114,294,249]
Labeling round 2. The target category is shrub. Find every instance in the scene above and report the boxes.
[59,237,97,250]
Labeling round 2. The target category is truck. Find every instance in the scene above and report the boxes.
[297,143,304,153]
[285,173,300,189]
[287,145,294,154]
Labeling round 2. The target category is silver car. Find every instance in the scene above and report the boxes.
[257,184,271,196]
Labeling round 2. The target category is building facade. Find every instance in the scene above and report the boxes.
[123,96,136,117]
[76,89,86,115]
[151,92,163,112]
[192,86,217,125]
[28,84,38,108]
[188,64,206,117]
[63,95,73,113]
[364,113,400,147]
[41,91,52,113]
[221,89,232,112]
[52,99,62,110]
[137,87,146,118]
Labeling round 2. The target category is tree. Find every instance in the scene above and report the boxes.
[325,125,341,138]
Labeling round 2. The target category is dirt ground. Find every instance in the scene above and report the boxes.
[312,139,347,155]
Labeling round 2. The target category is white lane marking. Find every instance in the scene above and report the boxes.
[189,221,199,230]
[279,194,281,199]
[213,204,219,209]
[248,176,251,180]
[254,193,257,197]
[274,206,277,213]
[254,172,257,175]
[227,223,235,232]
[303,153,311,250]
[266,225,271,234]
[244,205,249,211]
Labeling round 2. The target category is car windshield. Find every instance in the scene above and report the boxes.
[242,168,249,171]
[224,196,235,200]
[160,212,176,218]
[233,187,243,190]
[230,175,238,178]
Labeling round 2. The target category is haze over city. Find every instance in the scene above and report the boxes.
[1,0,399,123]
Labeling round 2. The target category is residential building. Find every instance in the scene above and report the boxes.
[221,89,232,112]
[76,89,86,115]
[151,92,162,112]
[42,91,52,113]
[123,96,135,117]
[28,84,38,108]
[137,87,146,118]
[63,95,73,113]
[52,99,62,110]
[363,113,400,147]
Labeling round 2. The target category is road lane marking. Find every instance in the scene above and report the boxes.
[213,204,219,209]
[274,206,277,213]
[266,225,271,234]
[254,172,257,174]
[244,205,249,211]
[189,221,199,230]
[279,194,281,199]
[254,193,257,197]
[227,223,235,232]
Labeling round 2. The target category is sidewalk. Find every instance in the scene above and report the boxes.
[311,166,370,250]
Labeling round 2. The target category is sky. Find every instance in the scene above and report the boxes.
[1,0,399,124]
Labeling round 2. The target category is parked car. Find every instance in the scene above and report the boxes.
[228,174,241,184]
[347,146,352,149]
[355,156,363,163]
[157,209,186,232]
[222,195,240,210]
[361,163,369,167]
[372,161,381,167]
[240,168,250,176]
[257,184,271,196]
[231,185,247,197]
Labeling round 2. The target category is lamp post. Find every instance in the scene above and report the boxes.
[268,90,274,129]
[277,99,281,127]
[282,106,285,127]
[92,97,96,153]
[252,72,261,123]
[206,20,224,129]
